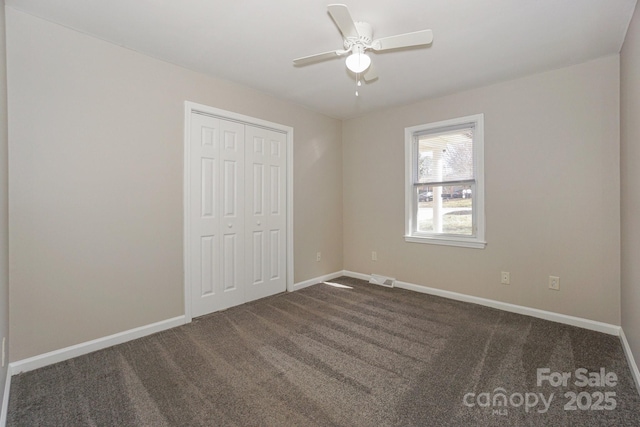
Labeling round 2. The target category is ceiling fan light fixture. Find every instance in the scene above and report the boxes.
[292,4,433,84]
[345,48,371,73]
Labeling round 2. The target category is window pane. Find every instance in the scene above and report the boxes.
[416,184,473,236]
[406,114,484,248]
[417,128,474,183]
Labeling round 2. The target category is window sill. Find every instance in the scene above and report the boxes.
[404,235,487,249]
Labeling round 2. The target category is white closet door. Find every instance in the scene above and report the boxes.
[244,126,287,302]
[190,114,245,317]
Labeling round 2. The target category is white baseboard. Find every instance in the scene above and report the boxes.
[5,270,353,380]
[2,271,631,426]
[341,271,621,336]
[292,271,346,291]
[620,328,640,397]
[342,270,370,281]
[9,315,186,376]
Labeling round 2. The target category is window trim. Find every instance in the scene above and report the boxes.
[404,114,486,249]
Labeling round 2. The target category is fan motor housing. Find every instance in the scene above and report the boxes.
[344,21,373,48]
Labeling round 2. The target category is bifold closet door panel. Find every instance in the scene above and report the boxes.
[189,114,245,316]
[244,126,287,302]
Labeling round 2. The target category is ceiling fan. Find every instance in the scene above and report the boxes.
[293,4,433,84]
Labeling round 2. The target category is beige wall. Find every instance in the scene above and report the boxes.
[6,8,342,361]
[343,55,621,324]
[0,0,9,403]
[621,3,640,375]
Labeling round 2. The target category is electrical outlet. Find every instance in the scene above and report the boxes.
[372,251,377,261]
[501,271,510,285]
[549,276,560,291]
[316,252,321,262]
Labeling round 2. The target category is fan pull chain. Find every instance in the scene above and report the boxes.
[355,74,362,96]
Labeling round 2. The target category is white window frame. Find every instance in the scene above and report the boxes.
[404,114,486,249]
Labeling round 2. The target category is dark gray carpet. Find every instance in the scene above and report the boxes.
[7,276,640,426]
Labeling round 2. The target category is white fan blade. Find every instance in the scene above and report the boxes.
[328,4,359,39]
[293,50,342,66]
[372,29,433,51]
[363,64,378,82]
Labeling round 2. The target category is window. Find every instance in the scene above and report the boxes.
[405,114,485,248]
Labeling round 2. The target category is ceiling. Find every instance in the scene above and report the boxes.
[5,0,638,119]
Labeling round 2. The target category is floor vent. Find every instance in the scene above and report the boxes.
[369,274,396,288]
